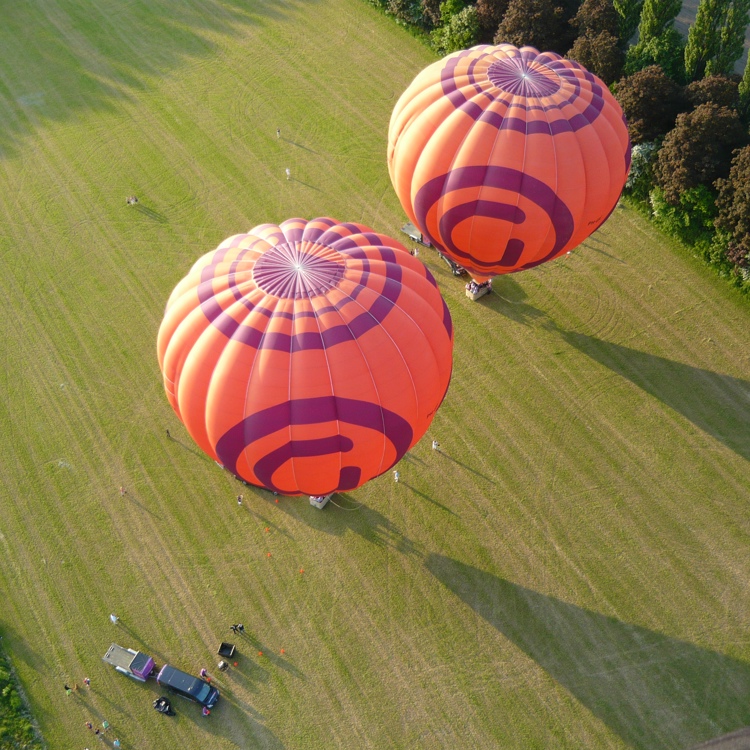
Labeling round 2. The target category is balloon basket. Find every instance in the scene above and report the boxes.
[309,494,332,510]
[465,281,492,301]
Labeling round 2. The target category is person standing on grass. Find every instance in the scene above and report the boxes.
[285,168,291,180]
[276,128,280,138]
[237,494,243,506]
[393,470,400,483]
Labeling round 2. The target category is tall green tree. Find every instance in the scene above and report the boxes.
[684,0,750,80]
[706,0,750,75]
[684,0,725,80]
[613,0,644,43]
[638,0,681,43]
[740,52,750,115]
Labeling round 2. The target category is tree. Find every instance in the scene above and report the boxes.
[706,0,750,76]
[568,30,625,82]
[421,0,442,27]
[638,0,681,43]
[624,27,686,81]
[613,0,644,44]
[387,0,426,25]
[433,5,481,54]
[653,103,748,203]
[715,145,750,266]
[570,0,620,36]
[684,0,750,80]
[476,0,509,42]
[495,0,568,53]
[686,74,741,109]
[615,65,688,143]
[740,51,750,117]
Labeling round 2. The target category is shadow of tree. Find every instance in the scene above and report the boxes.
[426,554,750,750]
[560,331,750,461]
[0,0,317,157]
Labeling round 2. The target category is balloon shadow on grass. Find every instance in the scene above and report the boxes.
[274,494,420,556]
[476,276,546,326]
[426,554,750,750]
[561,331,750,462]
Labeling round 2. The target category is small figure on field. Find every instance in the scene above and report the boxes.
[393,470,400,483]
[276,128,280,139]
[64,684,71,696]
[85,721,93,730]
[83,677,90,687]
[237,494,243,506]
[230,624,239,634]
[126,196,138,205]
[237,623,245,634]
[119,486,126,496]
[285,168,291,180]
[431,440,439,451]
[110,614,119,625]
[166,429,171,439]
[200,668,207,678]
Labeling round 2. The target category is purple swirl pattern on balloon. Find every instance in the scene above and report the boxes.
[215,396,414,493]
[414,165,574,273]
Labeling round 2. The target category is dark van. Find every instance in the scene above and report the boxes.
[156,665,219,708]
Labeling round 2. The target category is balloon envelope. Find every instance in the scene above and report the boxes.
[157,217,453,496]
[388,44,631,280]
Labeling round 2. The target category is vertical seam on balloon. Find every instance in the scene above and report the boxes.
[507,88,530,276]
[239,269,274,487]
[307,260,344,494]
[327,249,390,476]
[284,233,300,493]
[436,52,485,268]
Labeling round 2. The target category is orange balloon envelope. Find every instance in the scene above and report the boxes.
[388,44,631,280]
[157,218,453,496]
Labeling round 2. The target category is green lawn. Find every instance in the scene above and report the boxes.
[0,1,749,749]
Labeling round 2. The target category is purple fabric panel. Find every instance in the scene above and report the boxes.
[215,396,414,491]
[414,165,574,272]
[253,435,355,490]
[337,465,362,491]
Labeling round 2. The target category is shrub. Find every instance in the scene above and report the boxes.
[432,5,481,53]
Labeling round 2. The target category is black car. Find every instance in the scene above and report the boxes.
[156,665,219,708]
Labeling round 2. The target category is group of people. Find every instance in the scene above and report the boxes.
[466,279,491,295]
[125,195,138,205]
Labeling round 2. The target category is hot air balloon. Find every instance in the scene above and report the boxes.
[157,217,453,496]
[388,44,631,282]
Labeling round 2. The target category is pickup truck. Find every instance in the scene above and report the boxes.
[102,644,156,682]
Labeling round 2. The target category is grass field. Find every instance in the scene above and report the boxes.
[0,1,749,749]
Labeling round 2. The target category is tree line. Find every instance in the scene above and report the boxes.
[368,0,750,292]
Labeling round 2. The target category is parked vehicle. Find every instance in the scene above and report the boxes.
[102,644,155,682]
[156,665,219,708]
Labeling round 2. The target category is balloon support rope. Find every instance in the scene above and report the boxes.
[329,497,363,511]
